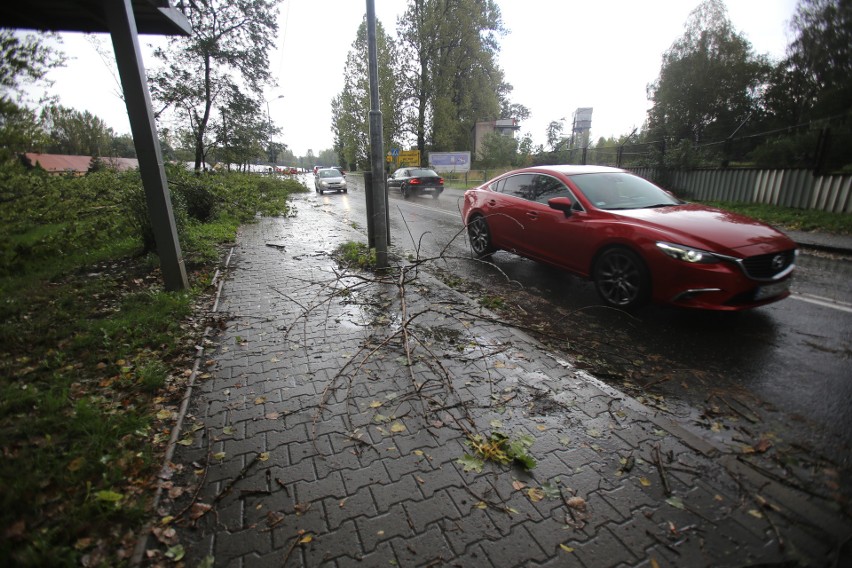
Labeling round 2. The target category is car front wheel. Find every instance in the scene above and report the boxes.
[593,247,650,309]
[467,215,495,258]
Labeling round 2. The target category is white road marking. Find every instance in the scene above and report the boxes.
[790,292,852,314]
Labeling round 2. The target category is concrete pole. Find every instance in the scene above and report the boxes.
[366,0,388,269]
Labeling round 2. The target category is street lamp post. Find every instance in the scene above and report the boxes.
[265,95,284,169]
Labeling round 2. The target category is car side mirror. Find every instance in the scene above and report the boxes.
[547,197,575,217]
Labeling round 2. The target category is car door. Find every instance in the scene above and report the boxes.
[484,173,538,253]
[387,169,406,191]
[522,174,598,274]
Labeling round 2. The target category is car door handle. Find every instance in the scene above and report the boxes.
[526,212,538,219]
[487,199,497,206]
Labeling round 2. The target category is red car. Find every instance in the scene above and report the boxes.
[461,165,797,311]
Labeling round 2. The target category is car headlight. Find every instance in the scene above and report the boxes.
[321,181,329,187]
[656,242,721,264]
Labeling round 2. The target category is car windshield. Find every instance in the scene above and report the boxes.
[319,169,339,178]
[569,172,681,210]
[409,169,438,177]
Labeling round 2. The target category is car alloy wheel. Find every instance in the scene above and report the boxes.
[593,247,649,309]
[467,215,495,258]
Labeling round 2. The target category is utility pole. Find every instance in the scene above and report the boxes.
[366,0,389,269]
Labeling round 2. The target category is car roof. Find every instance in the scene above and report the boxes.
[509,165,626,176]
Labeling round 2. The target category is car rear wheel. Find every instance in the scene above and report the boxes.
[467,215,495,258]
[593,247,650,309]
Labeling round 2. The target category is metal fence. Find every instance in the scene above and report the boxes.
[629,167,852,214]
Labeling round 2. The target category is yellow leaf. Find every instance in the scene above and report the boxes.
[413,450,424,456]
[259,452,270,462]
[639,477,652,487]
[560,544,574,553]
[213,452,226,460]
[157,409,172,420]
[536,425,547,431]
[748,509,763,519]
[68,457,85,472]
[298,534,313,544]
[527,487,546,502]
[369,401,383,408]
[475,501,488,509]
[254,397,267,405]
[650,559,661,568]
[390,422,406,433]
[493,360,505,368]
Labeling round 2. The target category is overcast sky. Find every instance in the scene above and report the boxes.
[34,0,799,158]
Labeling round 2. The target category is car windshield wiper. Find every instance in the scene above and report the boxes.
[644,203,678,209]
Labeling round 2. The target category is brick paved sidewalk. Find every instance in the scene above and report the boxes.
[152,192,851,567]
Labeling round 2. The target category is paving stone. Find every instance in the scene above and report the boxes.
[164,194,851,568]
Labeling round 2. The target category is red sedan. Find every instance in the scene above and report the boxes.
[461,165,797,311]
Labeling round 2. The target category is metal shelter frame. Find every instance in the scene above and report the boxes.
[1,0,192,290]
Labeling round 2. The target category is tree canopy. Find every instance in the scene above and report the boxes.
[148,0,280,172]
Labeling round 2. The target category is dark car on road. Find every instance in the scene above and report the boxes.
[462,165,797,311]
[387,167,444,199]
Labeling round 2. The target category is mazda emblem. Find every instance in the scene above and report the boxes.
[771,254,785,270]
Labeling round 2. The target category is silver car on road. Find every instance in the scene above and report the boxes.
[314,168,347,194]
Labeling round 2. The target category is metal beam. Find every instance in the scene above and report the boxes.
[105,0,189,291]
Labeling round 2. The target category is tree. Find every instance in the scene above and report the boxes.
[332,16,402,171]
[40,105,115,156]
[478,131,518,167]
[397,0,508,154]
[646,0,770,149]
[787,0,852,119]
[149,0,279,172]
[0,30,64,160]
[545,120,564,151]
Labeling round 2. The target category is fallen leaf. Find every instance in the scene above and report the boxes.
[639,477,652,487]
[527,487,545,502]
[490,420,503,429]
[390,422,406,433]
[254,397,266,405]
[258,452,270,462]
[190,503,212,520]
[474,501,487,509]
[369,401,383,408]
[265,412,280,420]
[560,544,574,553]
[213,451,226,460]
[566,496,586,511]
[512,480,526,491]
[298,534,313,544]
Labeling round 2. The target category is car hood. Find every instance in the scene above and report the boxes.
[610,203,795,255]
[320,176,345,182]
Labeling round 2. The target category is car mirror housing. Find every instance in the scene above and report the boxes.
[547,197,574,217]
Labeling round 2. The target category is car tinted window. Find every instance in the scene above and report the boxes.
[409,168,438,177]
[530,175,574,204]
[499,174,536,199]
[570,172,679,210]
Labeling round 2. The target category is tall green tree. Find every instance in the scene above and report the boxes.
[0,30,64,159]
[331,16,401,170]
[646,0,770,147]
[397,0,508,155]
[149,0,280,172]
[40,105,115,156]
[763,0,852,124]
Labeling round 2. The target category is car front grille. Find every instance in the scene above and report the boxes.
[739,249,796,279]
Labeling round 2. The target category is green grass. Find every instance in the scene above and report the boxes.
[0,164,305,565]
[697,200,851,235]
[335,241,377,269]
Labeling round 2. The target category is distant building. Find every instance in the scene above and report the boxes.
[472,119,521,160]
[571,107,593,148]
[20,153,139,175]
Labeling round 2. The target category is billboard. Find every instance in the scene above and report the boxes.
[428,151,471,173]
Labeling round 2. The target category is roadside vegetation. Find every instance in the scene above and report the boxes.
[698,200,852,235]
[0,161,306,566]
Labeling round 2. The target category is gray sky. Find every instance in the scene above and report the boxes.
[36,0,798,158]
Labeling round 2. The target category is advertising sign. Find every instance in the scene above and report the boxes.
[428,151,471,173]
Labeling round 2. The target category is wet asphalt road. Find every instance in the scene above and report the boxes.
[309,177,852,460]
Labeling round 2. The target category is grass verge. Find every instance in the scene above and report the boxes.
[0,165,306,566]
